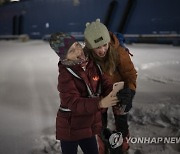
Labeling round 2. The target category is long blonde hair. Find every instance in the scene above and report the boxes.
[84,44,119,76]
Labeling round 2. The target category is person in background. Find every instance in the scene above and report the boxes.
[83,19,137,154]
[49,32,119,154]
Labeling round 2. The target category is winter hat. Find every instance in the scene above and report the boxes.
[49,32,76,60]
[84,19,110,49]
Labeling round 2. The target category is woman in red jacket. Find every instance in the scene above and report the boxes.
[49,33,118,154]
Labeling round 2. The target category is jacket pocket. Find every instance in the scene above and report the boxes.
[56,111,71,128]
[70,114,94,129]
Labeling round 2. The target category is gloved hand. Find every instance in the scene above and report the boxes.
[116,88,135,113]
[116,88,135,105]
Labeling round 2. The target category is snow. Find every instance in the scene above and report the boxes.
[0,40,179,154]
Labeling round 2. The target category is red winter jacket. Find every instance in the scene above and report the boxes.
[56,59,112,141]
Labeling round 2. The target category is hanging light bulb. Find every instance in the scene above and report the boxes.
[10,0,20,2]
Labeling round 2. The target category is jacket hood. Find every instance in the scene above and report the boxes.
[109,31,120,49]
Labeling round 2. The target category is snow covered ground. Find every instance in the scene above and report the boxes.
[0,40,179,154]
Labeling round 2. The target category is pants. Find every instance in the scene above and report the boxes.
[114,114,129,138]
[98,112,130,154]
[102,112,129,138]
[60,136,99,154]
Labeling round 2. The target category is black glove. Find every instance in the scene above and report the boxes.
[116,88,134,105]
[116,88,135,112]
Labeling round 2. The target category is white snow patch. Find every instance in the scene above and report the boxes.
[1,41,180,154]
[140,60,180,70]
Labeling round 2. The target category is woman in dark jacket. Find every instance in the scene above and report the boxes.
[49,32,118,154]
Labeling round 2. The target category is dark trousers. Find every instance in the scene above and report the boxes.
[102,112,129,138]
[114,114,129,138]
[60,136,99,154]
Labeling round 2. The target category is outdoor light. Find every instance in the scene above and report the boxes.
[10,0,20,2]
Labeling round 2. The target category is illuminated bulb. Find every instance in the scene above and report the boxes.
[10,0,20,2]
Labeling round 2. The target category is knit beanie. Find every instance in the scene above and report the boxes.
[49,32,76,61]
[84,19,110,49]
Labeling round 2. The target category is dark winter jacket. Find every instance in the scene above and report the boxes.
[56,59,112,141]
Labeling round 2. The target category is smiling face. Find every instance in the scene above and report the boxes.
[92,43,109,58]
[61,42,87,66]
[66,42,86,61]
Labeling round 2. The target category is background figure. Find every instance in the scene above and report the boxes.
[84,19,137,154]
[49,32,118,154]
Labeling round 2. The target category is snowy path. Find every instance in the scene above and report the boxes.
[0,41,180,154]
[0,40,59,154]
[128,44,180,154]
